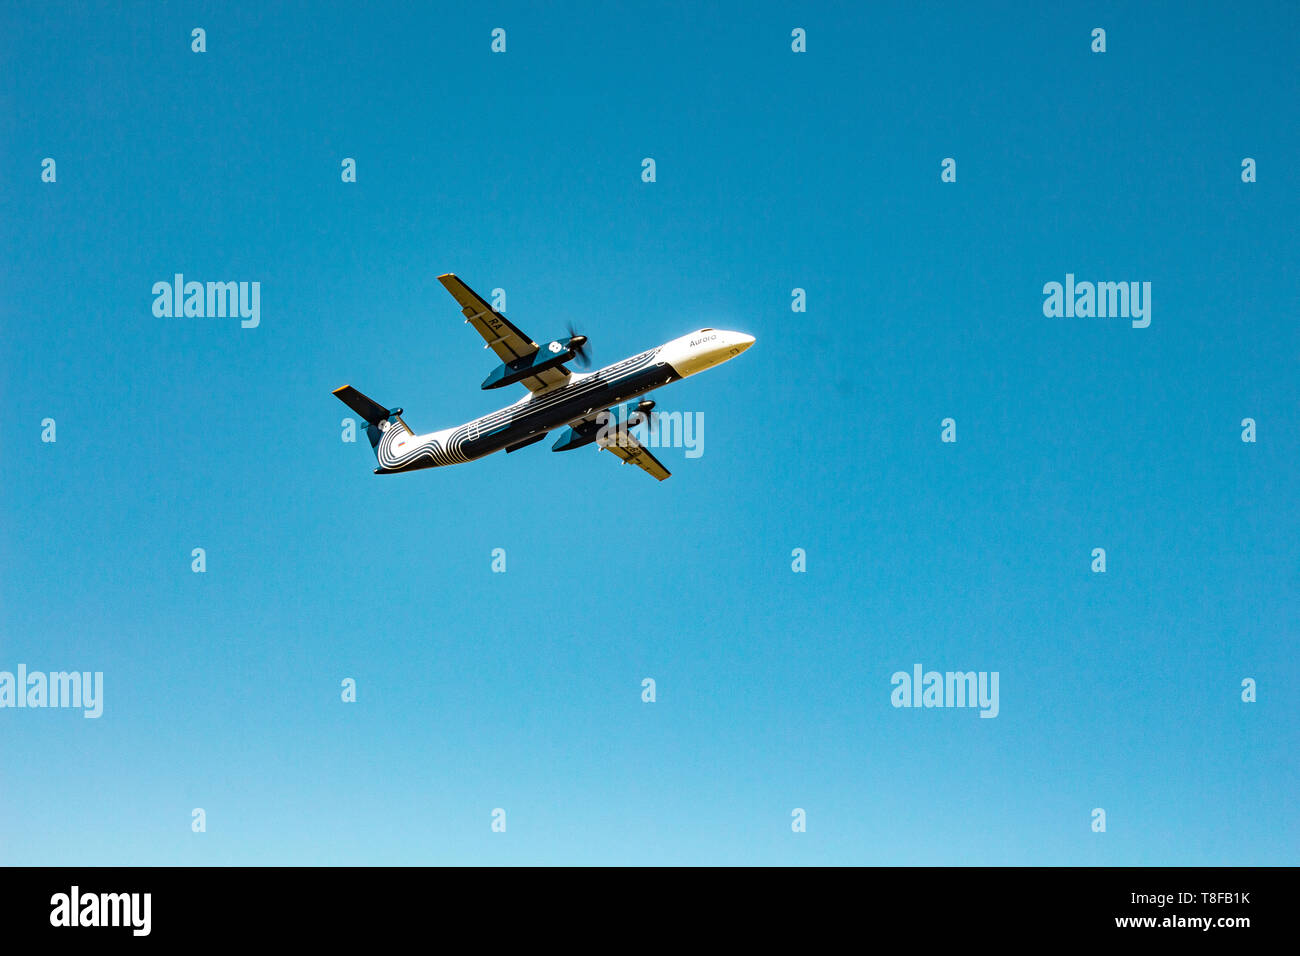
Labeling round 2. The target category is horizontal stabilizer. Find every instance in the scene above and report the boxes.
[333,385,390,425]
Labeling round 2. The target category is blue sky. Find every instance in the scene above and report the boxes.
[1,1,1296,865]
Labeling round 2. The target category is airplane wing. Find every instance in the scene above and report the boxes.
[597,427,671,481]
[437,273,571,393]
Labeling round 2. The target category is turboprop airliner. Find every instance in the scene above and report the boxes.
[333,273,755,481]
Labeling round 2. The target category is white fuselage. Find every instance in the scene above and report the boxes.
[375,329,754,472]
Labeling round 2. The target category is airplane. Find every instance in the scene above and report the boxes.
[333,273,755,481]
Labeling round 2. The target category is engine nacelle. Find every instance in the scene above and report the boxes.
[551,420,600,452]
[628,399,655,425]
[482,340,576,390]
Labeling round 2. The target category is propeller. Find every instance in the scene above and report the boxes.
[565,322,592,368]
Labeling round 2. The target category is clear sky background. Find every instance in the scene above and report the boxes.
[1,2,1295,865]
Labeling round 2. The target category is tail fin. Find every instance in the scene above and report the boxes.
[333,385,410,453]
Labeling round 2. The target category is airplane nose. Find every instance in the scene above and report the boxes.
[663,329,756,377]
[725,333,754,358]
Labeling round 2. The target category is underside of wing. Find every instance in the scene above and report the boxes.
[438,273,571,393]
[597,427,671,481]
